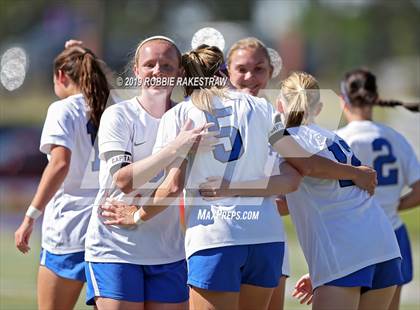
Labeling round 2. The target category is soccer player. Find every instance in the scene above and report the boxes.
[84,36,214,310]
[279,71,403,310]
[126,45,379,310]
[14,45,110,310]
[225,37,290,310]
[336,68,420,310]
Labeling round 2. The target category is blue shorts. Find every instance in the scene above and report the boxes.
[395,224,413,284]
[39,248,86,282]
[325,258,403,293]
[85,260,188,305]
[187,242,284,292]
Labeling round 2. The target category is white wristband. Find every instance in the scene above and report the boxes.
[25,206,42,220]
[133,209,144,225]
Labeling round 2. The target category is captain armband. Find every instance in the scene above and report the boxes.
[104,151,133,176]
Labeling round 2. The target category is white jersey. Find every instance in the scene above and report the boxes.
[337,121,420,229]
[153,91,285,258]
[40,94,99,254]
[284,124,401,289]
[266,146,291,276]
[84,97,185,265]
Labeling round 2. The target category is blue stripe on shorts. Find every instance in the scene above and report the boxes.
[395,224,413,284]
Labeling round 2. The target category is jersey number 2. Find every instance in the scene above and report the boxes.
[86,120,100,172]
[372,138,398,185]
[327,139,361,187]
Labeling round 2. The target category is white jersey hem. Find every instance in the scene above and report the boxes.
[186,236,284,259]
[312,252,402,289]
[393,222,404,231]
[84,254,186,265]
[41,243,85,255]
[392,218,404,230]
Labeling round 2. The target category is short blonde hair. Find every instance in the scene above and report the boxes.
[227,37,271,69]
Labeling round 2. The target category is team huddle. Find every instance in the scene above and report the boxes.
[14,34,420,310]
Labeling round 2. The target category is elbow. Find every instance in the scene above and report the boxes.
[289,176,302,193]
[113,174,133,194]
[285,157,314,177]
[160,180,183,198]
[51,159,70,175]
[119,183,133,194]
[167,183,182,197]
[154,182,182,206]
[286,173,302,193]
[295,158,314,177]
[299,164,313,177]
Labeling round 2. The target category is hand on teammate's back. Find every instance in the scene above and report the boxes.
[100,199,138,227]
[353,165,377,196]
[199,176,230,200]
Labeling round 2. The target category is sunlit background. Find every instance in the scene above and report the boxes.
[1,0,419,309]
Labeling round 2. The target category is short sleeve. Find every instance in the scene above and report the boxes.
[283,126,328,156]
[399,135,420,186]
[40,102,75,154]
[98,107,132,159]
[153,108,180,154]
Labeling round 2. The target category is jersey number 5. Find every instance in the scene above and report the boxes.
[328,138,361,187]
[372,138,398,186]
[204,107,244,163]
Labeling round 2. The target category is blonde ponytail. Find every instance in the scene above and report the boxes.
[279,72,320,128]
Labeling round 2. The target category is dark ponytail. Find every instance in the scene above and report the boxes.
[377,100,419,112]
[341,68,418,112]
[53,47,110,128]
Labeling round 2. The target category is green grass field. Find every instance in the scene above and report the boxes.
[1,208,419,309]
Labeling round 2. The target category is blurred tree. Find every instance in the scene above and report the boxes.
[299,0,420,78]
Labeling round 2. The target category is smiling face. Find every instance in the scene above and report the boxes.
[134,40,181,94]
[228,47,272,96]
